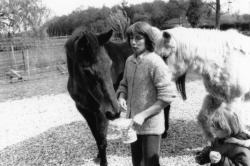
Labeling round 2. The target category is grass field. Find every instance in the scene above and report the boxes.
[0,73,208,166]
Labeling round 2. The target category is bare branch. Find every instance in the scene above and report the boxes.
[0,0,50,35]
[205,2,216,10]
[108,6,130,41]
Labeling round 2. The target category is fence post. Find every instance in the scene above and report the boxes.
[22,49,26,70]
[26,49,30,78]
[11,44,17,70]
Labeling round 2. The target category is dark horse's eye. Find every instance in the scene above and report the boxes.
[80,47,85,52]
[79,45,89,55]
[82,67,95,77]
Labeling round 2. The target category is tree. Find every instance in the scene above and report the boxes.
[167,0,189,19]
[121,2,135,23]
[0,0,50,37]
[108,4,130,41]
[0,0,16,34]
[203,0,222,29]
[145,0,168,28]
[186,0,204,27]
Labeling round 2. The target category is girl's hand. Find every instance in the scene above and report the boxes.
[209,151,221,164]
[132,114,145,126]
[118,98,127,111]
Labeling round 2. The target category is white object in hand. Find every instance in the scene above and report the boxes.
[209,151,221,163]
[122,127,137,144]
[109,118,137,144]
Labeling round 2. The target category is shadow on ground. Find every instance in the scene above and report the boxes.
[161,119,206,156]
[0,119,206,165]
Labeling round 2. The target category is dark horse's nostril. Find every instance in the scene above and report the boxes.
[116,111,121,118]
[105,111,114,120]
[105,111,120,120]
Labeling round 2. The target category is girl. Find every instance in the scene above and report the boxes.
[116,21,176,166]
[195,106,250,166]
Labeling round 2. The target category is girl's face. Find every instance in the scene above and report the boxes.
[210,127,229,139]
[129,33,146,56]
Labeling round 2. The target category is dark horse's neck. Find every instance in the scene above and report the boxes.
[104,41,133,90]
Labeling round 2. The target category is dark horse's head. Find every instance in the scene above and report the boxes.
[65,29,120,120]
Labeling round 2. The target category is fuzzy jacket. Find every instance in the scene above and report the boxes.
[117,51,177,135]
[196,132,250,166]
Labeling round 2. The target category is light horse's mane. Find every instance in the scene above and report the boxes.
[165,27,250,74]
[155,27,250,101]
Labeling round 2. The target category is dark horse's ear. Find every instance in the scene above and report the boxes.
[97,29,113,45]
[162,31,171,44]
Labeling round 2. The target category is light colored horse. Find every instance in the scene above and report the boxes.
[154,26,250,142]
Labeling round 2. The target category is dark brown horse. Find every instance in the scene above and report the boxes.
[65,29,132,166]
[65,28,171,166]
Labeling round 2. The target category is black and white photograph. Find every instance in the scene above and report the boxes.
[1,0,250,165]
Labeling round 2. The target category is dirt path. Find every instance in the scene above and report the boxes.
[0,79,206,150]
[0,93,83,150]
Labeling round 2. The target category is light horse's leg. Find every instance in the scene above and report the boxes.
[197,95,223,142]
[76,104,108,166]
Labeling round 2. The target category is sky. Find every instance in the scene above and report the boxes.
[42,0,156,17]
[42,0,250,17]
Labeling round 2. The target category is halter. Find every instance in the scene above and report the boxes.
[87,88,102,106]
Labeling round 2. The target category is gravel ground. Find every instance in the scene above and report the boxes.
[0,75,210,166]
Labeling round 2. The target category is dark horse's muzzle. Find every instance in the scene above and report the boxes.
[101,100,121,120]
[105,110,120,120]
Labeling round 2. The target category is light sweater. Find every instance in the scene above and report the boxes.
[117,51,177,135]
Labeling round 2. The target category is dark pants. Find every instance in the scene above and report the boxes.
[131,134,161,166]
[162,105,170,138]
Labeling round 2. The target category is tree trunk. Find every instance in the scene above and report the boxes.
[215,0,220,29]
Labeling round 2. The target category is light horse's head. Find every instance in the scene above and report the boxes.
[65,29,120,120]
[155,30,190,100]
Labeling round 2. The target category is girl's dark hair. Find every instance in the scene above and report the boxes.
[126,21,155,52]
[209,107,242,137]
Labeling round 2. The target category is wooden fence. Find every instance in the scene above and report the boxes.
[0,36,69,84]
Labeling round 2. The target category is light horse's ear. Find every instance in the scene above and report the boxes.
[98,29,113,45]
[162,31,171,45]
